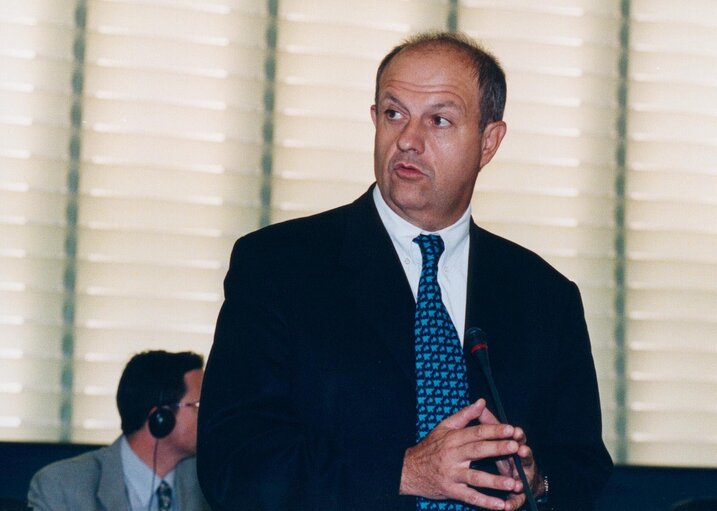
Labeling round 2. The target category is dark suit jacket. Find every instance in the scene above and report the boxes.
[198,187,612,511]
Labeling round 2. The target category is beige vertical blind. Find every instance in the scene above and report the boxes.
[70,0,268,442]
[625,0,717,467]
[1,0,716,468]
[0,0,75,440]
[1,0,269,442]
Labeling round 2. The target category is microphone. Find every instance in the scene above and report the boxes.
[465,327,539,511]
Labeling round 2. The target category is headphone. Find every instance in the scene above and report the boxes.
[147,389,176,439]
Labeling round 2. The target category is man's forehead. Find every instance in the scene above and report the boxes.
[377,47,478,105]
[388,43,472,70]
[381,46,473,81]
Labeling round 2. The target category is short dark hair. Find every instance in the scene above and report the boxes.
[374,31,506,132]
[116,350,204,435]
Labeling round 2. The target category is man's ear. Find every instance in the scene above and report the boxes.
[479,120,507,168]
[370,104,377,127]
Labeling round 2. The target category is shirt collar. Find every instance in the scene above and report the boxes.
[121,436,176,507]
[372,185,471,265]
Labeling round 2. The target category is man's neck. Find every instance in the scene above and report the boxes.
[126,430,183,478]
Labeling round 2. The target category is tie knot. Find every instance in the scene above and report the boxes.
[413,234,445,271]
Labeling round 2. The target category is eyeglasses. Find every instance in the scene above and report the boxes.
[174,400,200,410]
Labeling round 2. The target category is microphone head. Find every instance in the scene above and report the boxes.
[465,327,489,355]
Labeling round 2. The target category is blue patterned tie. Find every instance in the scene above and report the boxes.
[157,480,172,511]
[414,234,471,511]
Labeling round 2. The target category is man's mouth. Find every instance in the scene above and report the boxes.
[393,162,424,177]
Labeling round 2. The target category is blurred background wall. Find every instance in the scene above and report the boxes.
[1,0,716,472]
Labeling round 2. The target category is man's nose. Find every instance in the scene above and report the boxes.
[397,118,425,153]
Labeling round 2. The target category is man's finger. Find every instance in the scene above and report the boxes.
[504,491,527,511]
[450,485,508,511]
[462,467,520,494]
[464,438,520,461]
[495,456,513,477]
[478,403,501,425]
[440,399,487,430]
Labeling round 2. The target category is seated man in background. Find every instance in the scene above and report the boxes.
[28,350,210,511]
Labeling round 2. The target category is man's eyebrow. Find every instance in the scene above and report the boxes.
[379,94,463,112]
[379,93,405,108]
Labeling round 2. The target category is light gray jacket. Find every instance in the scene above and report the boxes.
[27,437,210,511]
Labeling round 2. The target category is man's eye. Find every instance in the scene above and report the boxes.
[433,116,450,127]
[385,109,402,120]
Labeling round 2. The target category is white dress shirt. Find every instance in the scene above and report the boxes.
[372,186,471,344]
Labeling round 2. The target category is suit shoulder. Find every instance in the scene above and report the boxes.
[31,445,107,484]
[228,201,358,278]
[240,202,351,250]
[28,445,110,509]
[475,226,574,288]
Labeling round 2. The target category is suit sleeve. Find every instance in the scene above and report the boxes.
[534,281,613,510]
[196,238,409,511]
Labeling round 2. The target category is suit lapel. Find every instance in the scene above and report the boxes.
[339,189,416,383]
[96,437,131,511]
[465,221,492,335]
[464,222,496,407]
